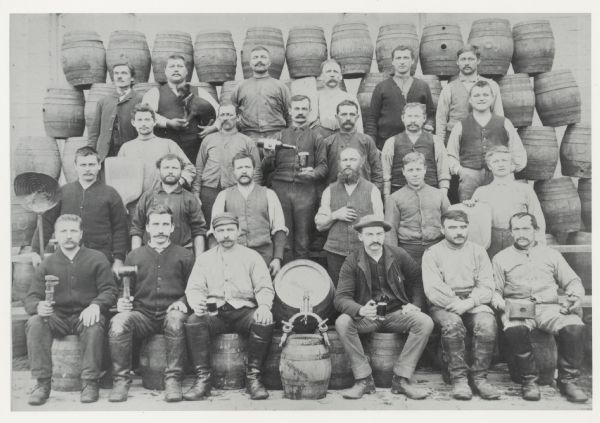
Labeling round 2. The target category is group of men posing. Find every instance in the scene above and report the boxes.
[22,41,588,406]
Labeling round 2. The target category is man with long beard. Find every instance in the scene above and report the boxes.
[315,147,383,286]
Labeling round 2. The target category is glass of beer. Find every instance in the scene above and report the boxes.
[207,301,218,316]
[298,152,309,169]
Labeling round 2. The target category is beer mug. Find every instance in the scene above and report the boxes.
[298,152,309,169]
[207,301,218,316]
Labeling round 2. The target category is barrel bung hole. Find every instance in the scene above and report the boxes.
[441,43,447,50]
[441,26,446,30]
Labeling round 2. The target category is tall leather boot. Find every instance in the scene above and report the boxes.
[470,335,500,400]
[163,334,186,402]
[504,326,540,401]
[183,321,212,401]
[246,323,274,400]
[440,334,472,400]
[556,325,588,403]
[108,333,132,402]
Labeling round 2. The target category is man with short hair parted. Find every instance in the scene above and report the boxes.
[315,147,383,286]
[382,102,450,199]
[446,80,526,202]
[385,152,450,265]
[130,153,207,255]
[334,215,434,400]
[421,210,499,400]
[184,212,275,401]
[492,212,588,403]
[108,204,195,403]
[25,214,117,405]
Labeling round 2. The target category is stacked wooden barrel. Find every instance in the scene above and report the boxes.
[376,23,419,75]
[151,31,194,83]
[286,26,328,78]
[515,127,558,180]
[106,30,152,83]
[241,27,286,79]
[61,30,107,89]
[467,18,513,78]
[420,23,463,79]
[330,20,373,78]
[194,30,237,85]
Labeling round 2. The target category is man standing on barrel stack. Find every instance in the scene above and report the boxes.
[25,214,118,405]
[334,215,434,400]
[421,210,499,400]
[184,213,275,400]
[108,205,195,403]
[143,54,218,163]
[492,212,588,403]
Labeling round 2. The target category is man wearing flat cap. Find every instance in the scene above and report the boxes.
[184,212,275,401]
[334,215,434,400]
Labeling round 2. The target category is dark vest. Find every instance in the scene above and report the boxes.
[224,185,272,248]
[325,178,375,256]
[390,132,438,190]
[459,113,509,170]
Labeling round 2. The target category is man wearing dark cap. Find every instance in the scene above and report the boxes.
[334,215,434,400]
[184,212,275,401]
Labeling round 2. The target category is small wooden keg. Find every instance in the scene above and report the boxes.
[84,83,116,132]
[106,30,151,83]
[515,126,558,180]
[534,177,581,234]
[467,19,514,77]
[376,23,419,76]
[498,74,535,128]
[564,232,592,294]
[13,136,61,180]
[560,124,591,178]
[263,332,283,390]
[139,334,168,390]
[61,137,89,183]
[152,31,194,84]
[420,75,442,112]
[578,178,591,231]
[366,333,405,387]
[534,70,581,127]
[52,335,83,391]
[61,30,107,89]
[330,20,374,78]
[241,27,286,79]
[286,26,328,78]
[356,73,389,130]
[512,20,555,75]
[194,30,237,85]
[12,254,35,302]
[219,80,240,105]
[419,23,463,79]
[210,333,248,389]
[327,329,354,389]
[12,306,28,357]
[43,88,86,138]
[280,334,331,399]
[132,82,160,97]
[506,329,557,386]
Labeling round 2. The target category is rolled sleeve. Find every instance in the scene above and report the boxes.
[505,119,527,172]
[446,122,463,175]
[266,189,288,235]
[433,137,451,189]
[314,186,333,232]
[381,136,395,182]
[250,256,275,309]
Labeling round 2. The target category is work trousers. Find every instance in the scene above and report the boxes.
[458,167,493,202]
[199,185,222,227]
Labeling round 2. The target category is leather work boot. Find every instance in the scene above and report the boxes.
[451,378,473,400]
[108,332,133,402]
[504,326,540,401]
[164,378,183,402]
[440,332,471,400]
[341,375,376,399]
[109,379,131,402]
[163,332,186,402]
[556,325,588,403]
[27,378,51,406]
[183,321,212,401]
[390,375,428,399]
[521,375,541,401]
[80,379,100,403]
[245,323,274,400]
[558,380,588,403]
[470,331,500,400]
[472,379,500,400]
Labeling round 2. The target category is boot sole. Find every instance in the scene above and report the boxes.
[342,389,376,400]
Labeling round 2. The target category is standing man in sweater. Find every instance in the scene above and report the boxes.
[108,204,195,403]
[365,45,435,149]
[25,214,117,405]
[87,62,143,160]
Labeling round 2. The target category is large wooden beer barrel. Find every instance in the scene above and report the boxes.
[330,20,373,79]
[13,136,61,180]
[534,70,581,127]
[366,333,406,388]
[61,137,89,183]
[219,80,240,105]
[191,82,219,103]
[564,232,592,293]
[375,23,419,76]
[515,126,558,180]
[210,333,247,389]
[139,333,191,390]
[506,329,557,386]
[419,23,463,79]
[512,20,555,75]
[242,27,286,80]
[12,254,35,302]
[52,335,82,391]
[273,260,335,333]
[84,83,115,132]
[357,72,389,130]
[61,30,107,89]
[280,334,331,399]
[578,178,591,231]
[263,332,283,390]
[498,74,535,128]
[152,31,194,84]
[11,194,37,249]
[420,75,442,111]
[194,30,237,85]
[12,306,28,357]
[286,26,328,78]
[560,123,591,178]
[132,82,160,96]
[467,19,513,78]
[327,329,354,389]
[43,88,85,138]
[106,30,151,83]
[534,177,581,234]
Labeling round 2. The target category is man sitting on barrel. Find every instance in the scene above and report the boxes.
[184,212,275,400]
[108,204,195,403]
[492,212,588,403]
[334,215,434,400]
[24,214,118,405]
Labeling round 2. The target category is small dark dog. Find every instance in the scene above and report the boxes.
[176,82,216,126]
